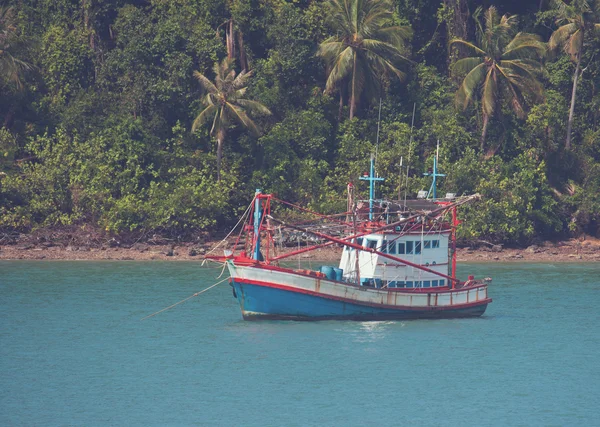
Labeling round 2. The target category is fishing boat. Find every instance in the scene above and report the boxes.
[207,152,492,320]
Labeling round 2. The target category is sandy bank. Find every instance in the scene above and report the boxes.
[1,238,599,263]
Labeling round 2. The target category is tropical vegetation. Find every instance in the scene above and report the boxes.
[450,6,547,152]
[1,0,599,245]
[317,0,412,119]
[192,58,271,181]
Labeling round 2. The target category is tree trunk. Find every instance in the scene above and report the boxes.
[216,129,225,181]
[566,52,581,151]
[481,114,489,151]
[445,0,470,70]
[3,109,14,129]
[237,30,247,72]
[338,89,344,122]
[226,19,235,60]
[349,52,357,119]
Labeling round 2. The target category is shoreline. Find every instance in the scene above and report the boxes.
[1,239,599,263]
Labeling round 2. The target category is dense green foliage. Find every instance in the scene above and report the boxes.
[1,0,599,244]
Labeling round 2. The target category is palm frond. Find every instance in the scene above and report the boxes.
[499,60,545,96]
[317,40,345,62]
[481,68,497,116]
[210,107,222,136]
[496,63,543,104]
[549,22,577,52]
[192,105,217,133]
[226,102,260,136]
[359,1,393,38]
[215,58,234,89]
[324,46,354,93]
[473,6,485,45]
[501,74,526,118]
[452,57,484,76]
[374,25,412,48]
[204,93,218,107]
[235,99,272,116]
[502,33,547,60]
[484,6,500,33]
[362,38,413,67]
[225,68,236,83]
[455,63,487,110]
[566,28,583,58]
[449,39,487,56]
[378,57,406,81]
[233,69,252,90]
[193,71,218,95]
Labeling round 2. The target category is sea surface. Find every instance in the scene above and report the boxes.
[1,261,599,426]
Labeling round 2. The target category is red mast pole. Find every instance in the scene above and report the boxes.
[451,206,458,289]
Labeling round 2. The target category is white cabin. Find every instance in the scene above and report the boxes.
[339,230,450,288]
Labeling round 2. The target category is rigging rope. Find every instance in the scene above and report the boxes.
[201,196,255,265]
[141,276,230,321]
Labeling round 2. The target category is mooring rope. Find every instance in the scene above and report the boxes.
[215,260,228,279]
[140,276,230,321]
[201,196,255,266]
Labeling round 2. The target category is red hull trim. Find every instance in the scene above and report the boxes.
[233,277,492,312]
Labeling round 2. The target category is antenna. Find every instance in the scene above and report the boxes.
[375,97,382,168]
[397,156,403,201]
[403,103,416,208]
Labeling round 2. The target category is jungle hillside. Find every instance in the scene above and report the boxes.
[1,0,599,246]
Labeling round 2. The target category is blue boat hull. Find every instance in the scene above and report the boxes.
[232,281,488,321]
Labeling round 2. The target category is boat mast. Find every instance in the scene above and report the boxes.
[423,140,446,200]
[353,202,360,285]
[360,154,384,221]
[253,189,262,261]
[451,206,459,288]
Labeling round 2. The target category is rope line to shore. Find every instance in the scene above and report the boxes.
[201,197,255,266]
[141,276,230,321]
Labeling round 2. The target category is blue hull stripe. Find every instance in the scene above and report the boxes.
[232,282,488,320]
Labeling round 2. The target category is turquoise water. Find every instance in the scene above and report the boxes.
[1,261,599,426]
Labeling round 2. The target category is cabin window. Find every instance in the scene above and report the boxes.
[388,281,396,288]
[432,280,439,287]
[415,242,422,254]
[381,240,388,253]
[424,281,431,287]
[388,241,397,254]
[432,240,440,248]
[406,241,414,254]
[424,240,431,249]
[367,239,378,249]
[406,281,413,287]
[357,238,364,246]
[397,281,405,288]
[440,279,445,286]
[414,281,421,287]
[397,242,405,254]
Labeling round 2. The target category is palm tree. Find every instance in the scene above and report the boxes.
[317,0,412,119]
[0,5,31,90]
[450,6,547,150]
[549,0,600,150]
[192,58,271,181]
